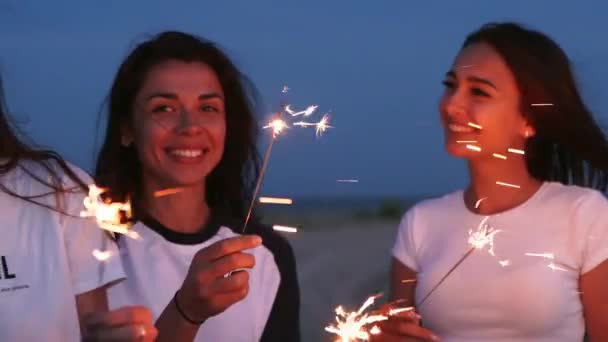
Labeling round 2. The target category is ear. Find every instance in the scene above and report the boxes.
[120,122,134,147]
[521,121,536,139]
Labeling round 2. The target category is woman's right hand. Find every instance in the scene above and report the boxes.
[175,234,262,323]
[370,308,439,342]
[82,306,158,341]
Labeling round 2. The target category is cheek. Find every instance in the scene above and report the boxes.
[134,120,167,159]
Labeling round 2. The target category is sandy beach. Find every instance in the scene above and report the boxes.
[285,220,400,341]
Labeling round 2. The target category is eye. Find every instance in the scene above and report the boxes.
[151,105,176,113]
[471,87,490,97]
[442,80,455,89]
[201,105,219,112]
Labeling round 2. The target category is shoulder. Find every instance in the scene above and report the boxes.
[541,182,607,210]
[400,190,463,223]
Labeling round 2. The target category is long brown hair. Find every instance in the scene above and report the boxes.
[95,31,261,220]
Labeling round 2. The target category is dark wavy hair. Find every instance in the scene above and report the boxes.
[464,22,608,191]
[95,31,261,220]
[0,76,88,211]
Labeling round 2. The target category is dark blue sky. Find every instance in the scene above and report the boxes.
[1,1,607,197]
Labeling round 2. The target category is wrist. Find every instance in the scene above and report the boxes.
[173,290,206,325]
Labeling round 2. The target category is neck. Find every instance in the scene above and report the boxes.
[466,156,542,215]
[140,180,209,234]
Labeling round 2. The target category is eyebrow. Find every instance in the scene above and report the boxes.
[445,71,497,90]
[145,92,225,101]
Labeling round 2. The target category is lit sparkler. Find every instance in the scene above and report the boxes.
[242,87,333,233]
[294,113,333,137]
[418,216,500,306]
[80,184,139,239]
[325,294,413,342]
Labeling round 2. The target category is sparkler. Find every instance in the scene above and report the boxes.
[241,87,333,233]
[418,216,500,307]
[80,184,139,240]
[325,294,413,342]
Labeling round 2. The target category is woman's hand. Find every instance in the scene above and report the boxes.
[82,306,158,341]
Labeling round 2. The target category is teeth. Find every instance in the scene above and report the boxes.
[170,149,203,157]
[448,123,475,133]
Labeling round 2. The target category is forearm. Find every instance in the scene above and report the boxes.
[154,298,201,342]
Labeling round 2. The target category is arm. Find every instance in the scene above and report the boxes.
[76,286,110,335]
[580,259,608,342]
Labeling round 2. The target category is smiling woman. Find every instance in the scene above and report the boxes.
[95,31,301,342]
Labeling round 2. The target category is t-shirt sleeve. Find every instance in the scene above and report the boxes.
[577,191,608,274]
[258,229,301,342]
[392,207,420,272]
[59,166,125,295]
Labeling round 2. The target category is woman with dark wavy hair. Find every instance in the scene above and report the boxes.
[0,75,135,341]
[375,23,608,341]
[96,31,300,341]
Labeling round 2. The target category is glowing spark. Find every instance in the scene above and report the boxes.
[531,103,553,106]
[468,216,501,255]
[388,307,414,315]
[263,118,289,137]
[467,122,483,130]
[259,197,293,205]
[369,326,381,335]
[466,144,482,152]
[282,86,290,93]
[548,262,568,272]
[475,197,487,209]
[507,148,525,155]
[81,185,138,239]
[92,249,113,261]
[325,294,390,342]
[154,188,184,197]
[401,279,417,284]
[272,225,298,233]
[294,113,333,137]
[499,260,511,267]
[492,153,507,160]
[525,252,554,259]
[496,181,521,189]
[337,179,359,183]
[456,140,477,144]
[285,104,319,117]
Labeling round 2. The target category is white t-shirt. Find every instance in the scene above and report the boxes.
[108,214,300,342]
[0,160,124,341]
[392,182,608,342]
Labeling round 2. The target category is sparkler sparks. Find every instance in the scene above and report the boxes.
[530,103,553,106]
[495,181,521,189]
[92,249,113,261]
[285,104,319,117]
[467,122,483,130]
[337,179,359,183]
[80,184,139,239]
[154,187,184,197]
[294,113,333,137]
[419,216,501,306]
[259,197,293,205]
[325,294,411,342]
[466,144,482,152]
[272,225,298,233]
[507,148,525,155]
[499,260,511,267]
[242,87,333,233]
[456,140,478,144]
[492,153,507,160]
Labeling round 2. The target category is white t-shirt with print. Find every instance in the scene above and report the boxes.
[392,182,608,342]
[0,161,124,341]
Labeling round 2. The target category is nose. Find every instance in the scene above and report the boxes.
[175,108,202,135]
[441,90,467,120]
